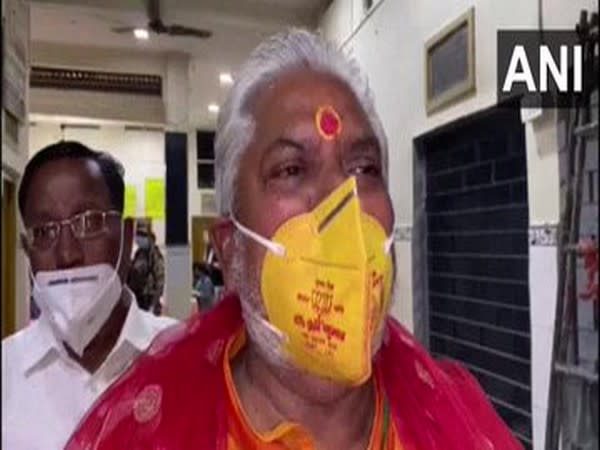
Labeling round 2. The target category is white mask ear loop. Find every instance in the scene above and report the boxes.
[107,218,125,286]
[230,216,286,257]
[383,221,395,254]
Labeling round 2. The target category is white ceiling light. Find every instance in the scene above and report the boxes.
[133,28,149,40]
[219,72,233,85]
[208,103,220,114]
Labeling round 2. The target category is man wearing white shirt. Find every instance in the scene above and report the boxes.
[1,141,177,449]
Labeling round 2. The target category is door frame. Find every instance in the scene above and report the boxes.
[2,172,17,337]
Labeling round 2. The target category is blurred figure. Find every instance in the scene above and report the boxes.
[192,263,216,312]
[127,223,165,315]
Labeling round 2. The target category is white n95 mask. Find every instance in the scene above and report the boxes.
[31,226,125,357]
[32,264,123,356]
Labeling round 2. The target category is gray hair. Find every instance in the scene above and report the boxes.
[214,28,388,216]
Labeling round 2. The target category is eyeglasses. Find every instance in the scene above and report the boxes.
[25,210,122,251]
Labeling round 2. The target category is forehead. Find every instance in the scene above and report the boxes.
[23,158,112,218]
[251,68,370,131]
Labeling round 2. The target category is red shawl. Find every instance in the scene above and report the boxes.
[66,294,523,450]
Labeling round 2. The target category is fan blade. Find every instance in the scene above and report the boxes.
[112,26,136,33]
[165,24,212,38]
[146,0,161,23]
[149,18,168,34]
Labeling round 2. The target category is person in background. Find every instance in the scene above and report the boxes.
[193,262,216,312]
[127,223,165,315]
[2,141,177,450]
[67,30,523,450]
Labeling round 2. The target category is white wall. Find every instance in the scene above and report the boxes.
[542,0,598,29]
[320,0,597,449]
[30,89,166,125]
[29,42,167,125]
[187,56,225,232]
[164,53,190,129]
[30,42,166,75]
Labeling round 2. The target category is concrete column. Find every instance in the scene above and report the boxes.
[163,53,193,321]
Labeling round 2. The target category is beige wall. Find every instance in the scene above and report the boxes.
[29,42,168,125]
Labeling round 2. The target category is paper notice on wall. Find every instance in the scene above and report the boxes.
[123,184,137,218]
[144,178,165,219]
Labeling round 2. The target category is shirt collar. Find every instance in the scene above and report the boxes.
[22,288,152,373]
[114,287,157,352]
[21,317,61,373]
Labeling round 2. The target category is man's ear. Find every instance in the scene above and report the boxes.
[209,218,236,288]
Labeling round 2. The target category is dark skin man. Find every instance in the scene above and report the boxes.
[21,158,134,373]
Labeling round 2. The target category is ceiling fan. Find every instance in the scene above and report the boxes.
[111,0,212,39]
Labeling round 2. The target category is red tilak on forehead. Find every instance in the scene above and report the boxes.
[315,105,342,140]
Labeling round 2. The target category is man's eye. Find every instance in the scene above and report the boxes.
[36,225,55,238]
[274,164,305,179]
[31,224,58,244]
[349,163,381,177]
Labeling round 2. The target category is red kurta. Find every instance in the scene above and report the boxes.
[66,294,524,450]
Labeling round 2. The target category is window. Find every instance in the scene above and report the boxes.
[196,130,215,188]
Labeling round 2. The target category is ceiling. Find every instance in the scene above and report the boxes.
[29,0,333,127]
[30,0,332,59]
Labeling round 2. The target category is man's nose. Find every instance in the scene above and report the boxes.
[310,160,350,209]
[54,225,84,269]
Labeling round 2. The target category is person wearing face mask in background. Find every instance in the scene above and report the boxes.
[1,141,177,450]
[67,30,522,450]
[127,222,165,315]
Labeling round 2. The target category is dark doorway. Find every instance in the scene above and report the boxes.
[415,105,532,448]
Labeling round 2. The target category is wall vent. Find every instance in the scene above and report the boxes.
[30,66,162,96]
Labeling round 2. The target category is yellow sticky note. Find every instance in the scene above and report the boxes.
[123,185,137,218]
[144,178,165,219]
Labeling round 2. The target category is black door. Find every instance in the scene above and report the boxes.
[420,106,532,449]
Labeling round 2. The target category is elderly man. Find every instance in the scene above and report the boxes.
[67,30,523,450]
[1,141,177,450]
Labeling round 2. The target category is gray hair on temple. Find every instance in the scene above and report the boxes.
[214,28,388,215]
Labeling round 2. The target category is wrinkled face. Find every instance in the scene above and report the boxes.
[21,158,133,281]
[216,68,394,305]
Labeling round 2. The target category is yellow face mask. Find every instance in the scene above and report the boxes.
[233,177,394,386]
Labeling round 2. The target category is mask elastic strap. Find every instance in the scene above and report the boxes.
[111,220,125,283]
[28,262,40,295]
[230,216,286,257]
[383,222,395,254]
